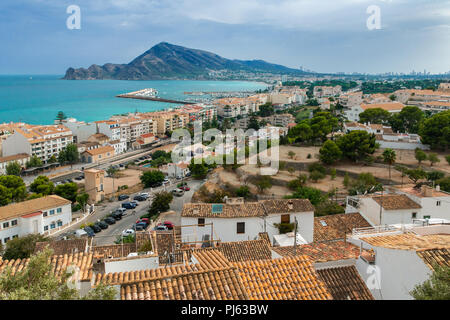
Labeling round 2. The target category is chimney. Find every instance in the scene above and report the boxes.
[287,200,294,210]
[421,185,433,197]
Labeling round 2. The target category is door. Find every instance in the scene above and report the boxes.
[33,220,38,233]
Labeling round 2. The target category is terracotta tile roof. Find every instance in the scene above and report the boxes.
[0,153,29,163]
[136,231,152,250]
[217,240,272,262]
[258,232,271,245]
[95,264,202,286]
[0,252,93,281]
[120,268,249,300]
[151,230,176,259]
[191,249,232,269]
[272,241,360,263]
[82,145,115,156]
[371,194,421,210]
[234,256,332,300]
[92,243,137,259]
[361,233,450,250]
[416,248,450,270]
[181,199,314,218]
[35,239,89,255]
[0,195,71,221]
[314,213,371,242]
[317,266,374,300]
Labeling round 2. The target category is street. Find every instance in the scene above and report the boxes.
[55,179,204,246]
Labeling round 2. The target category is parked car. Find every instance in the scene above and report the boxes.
[104,217,116,225]
[119,163,125,168]
[90,224,101,233]
[96,221,108,230]
[83,227,95,237]
[163,178,170,184]
[118,194,129,201]
[74,176,83,181]
[114,208,127,215]
[163,221,174,230]
[122,202,137,209]
[150,181,163,188]
[132,223,146,231]
[122,229,135,237]
[139,192,150,198]
[178,186,190,191]
[74,229,88,238]
[133,194,148,202]
[130,200,139,206]
[139,218,150,224]
[171,189,184,197]
[154,224,168,231]
[111,212,122,221]
[185,172,191,177]
[177,182,188,188]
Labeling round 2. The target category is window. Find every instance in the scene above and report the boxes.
[4,237,10,243]
[3,222,9,228]
[44,226,48,231]
[12,235,18,239]
[50,210,55,215]
[57,208,62,213]
[412,212,417,219]
[57,221,63,227]
[436,201,441,206]
[11,220,17,226]
[50,223,56,229]
[198,218,205,227]
[237,222,245,234]
[281,214,290,224]
[43,212,48,217]
[423,215,431,219]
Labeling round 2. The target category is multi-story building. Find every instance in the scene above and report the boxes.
[338,91,363,108]
[142,111,188,135]
[344,102,405,122]
[0,195,72,245]
[313,85,342,98]
[2,125,73,162]
[178,104,217,123]
[109,117,157,146]
[96,120,122,141]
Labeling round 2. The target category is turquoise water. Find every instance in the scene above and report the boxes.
[0,75,267,124]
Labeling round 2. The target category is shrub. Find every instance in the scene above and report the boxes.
[274,223,295,234]
[307,163,326,175]
[307,154,312,159]
[309,170,325,182]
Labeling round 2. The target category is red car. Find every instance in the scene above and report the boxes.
[163,221,174,230]
[178,186,190,191]
[136,218,150,224]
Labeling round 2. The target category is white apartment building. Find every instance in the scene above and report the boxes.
[108,139,127,155]
[338,91,363,108]
[0,195,72,245]
[96,120,122,141]
[344,102,405,122]
[0,153,30,174]
[180,199,315,244]
[114,118,156,146]
[2,125,73,162]
[313,85,342,98]
[63,120,97,143]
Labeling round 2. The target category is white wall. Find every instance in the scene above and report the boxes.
[104,255,159,274]
[2,132,31,157]
[181,211,314,244]
[378,140,430,150]
[65,122,97,142]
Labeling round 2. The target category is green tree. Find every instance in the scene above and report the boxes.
[76,193,89,213]
[418,110,450,150]
[148,191,173,216]
[258,103,274,117]
[358,108,391,124]
[47,155,58,164]
[382,148,396,181]
[330,168,337,180]
[140,170,165,188]
[426,171,445,182]
[0,175,27,203]
[446,155,450,165]
[436,176,450,192]
[247,116,260,131]
[2,234,48,260]
[286,186,324,206]
[406,168,427,184]
[319,140,342,164]
[189,159,210,179]
[337,131,378,162]
[343,173,350,188]
[235,186,250,198]
[389,106,424,133]
[26,155,43,168]
[55,111,67,124]
[428,153,440,167]
[54,183,78,202]
[59,143,80,167]
[5,161,22,176]
[288,151,296,159]
[315,200,345,217]
[309,170,325,182]
[415,148,427,165]
[0,248,116,300]
[30,175,54,196]
[410,264,450,300]
[255,176,272,194]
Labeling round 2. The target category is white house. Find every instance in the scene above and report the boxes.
[346,186,450,226]
[167,162,190,178]
[180,199,315,244]
[0,153,30,174]
[344,102,405,122]
[348,224,450,300]
[0,195,72,245]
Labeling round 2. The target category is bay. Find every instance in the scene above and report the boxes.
[0,75,267,124]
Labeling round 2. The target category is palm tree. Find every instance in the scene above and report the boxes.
[382,148,396,182]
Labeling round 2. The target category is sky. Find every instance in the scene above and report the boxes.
[0,0,449,75]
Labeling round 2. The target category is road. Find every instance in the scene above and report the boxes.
[55,179,204,246]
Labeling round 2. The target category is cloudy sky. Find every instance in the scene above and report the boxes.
[1,0,449,74]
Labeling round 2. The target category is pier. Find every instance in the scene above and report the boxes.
[116,93,194,104]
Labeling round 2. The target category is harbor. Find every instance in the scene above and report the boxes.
[116,88,195,104]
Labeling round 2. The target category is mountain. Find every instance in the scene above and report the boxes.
[63,42,308,80]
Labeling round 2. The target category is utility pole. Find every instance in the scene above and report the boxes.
[293,217,298,256]
[379,188,383,227]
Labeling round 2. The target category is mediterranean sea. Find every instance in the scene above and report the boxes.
[0,75,267,125]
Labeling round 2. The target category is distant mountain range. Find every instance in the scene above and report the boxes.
[63,42,309,80]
